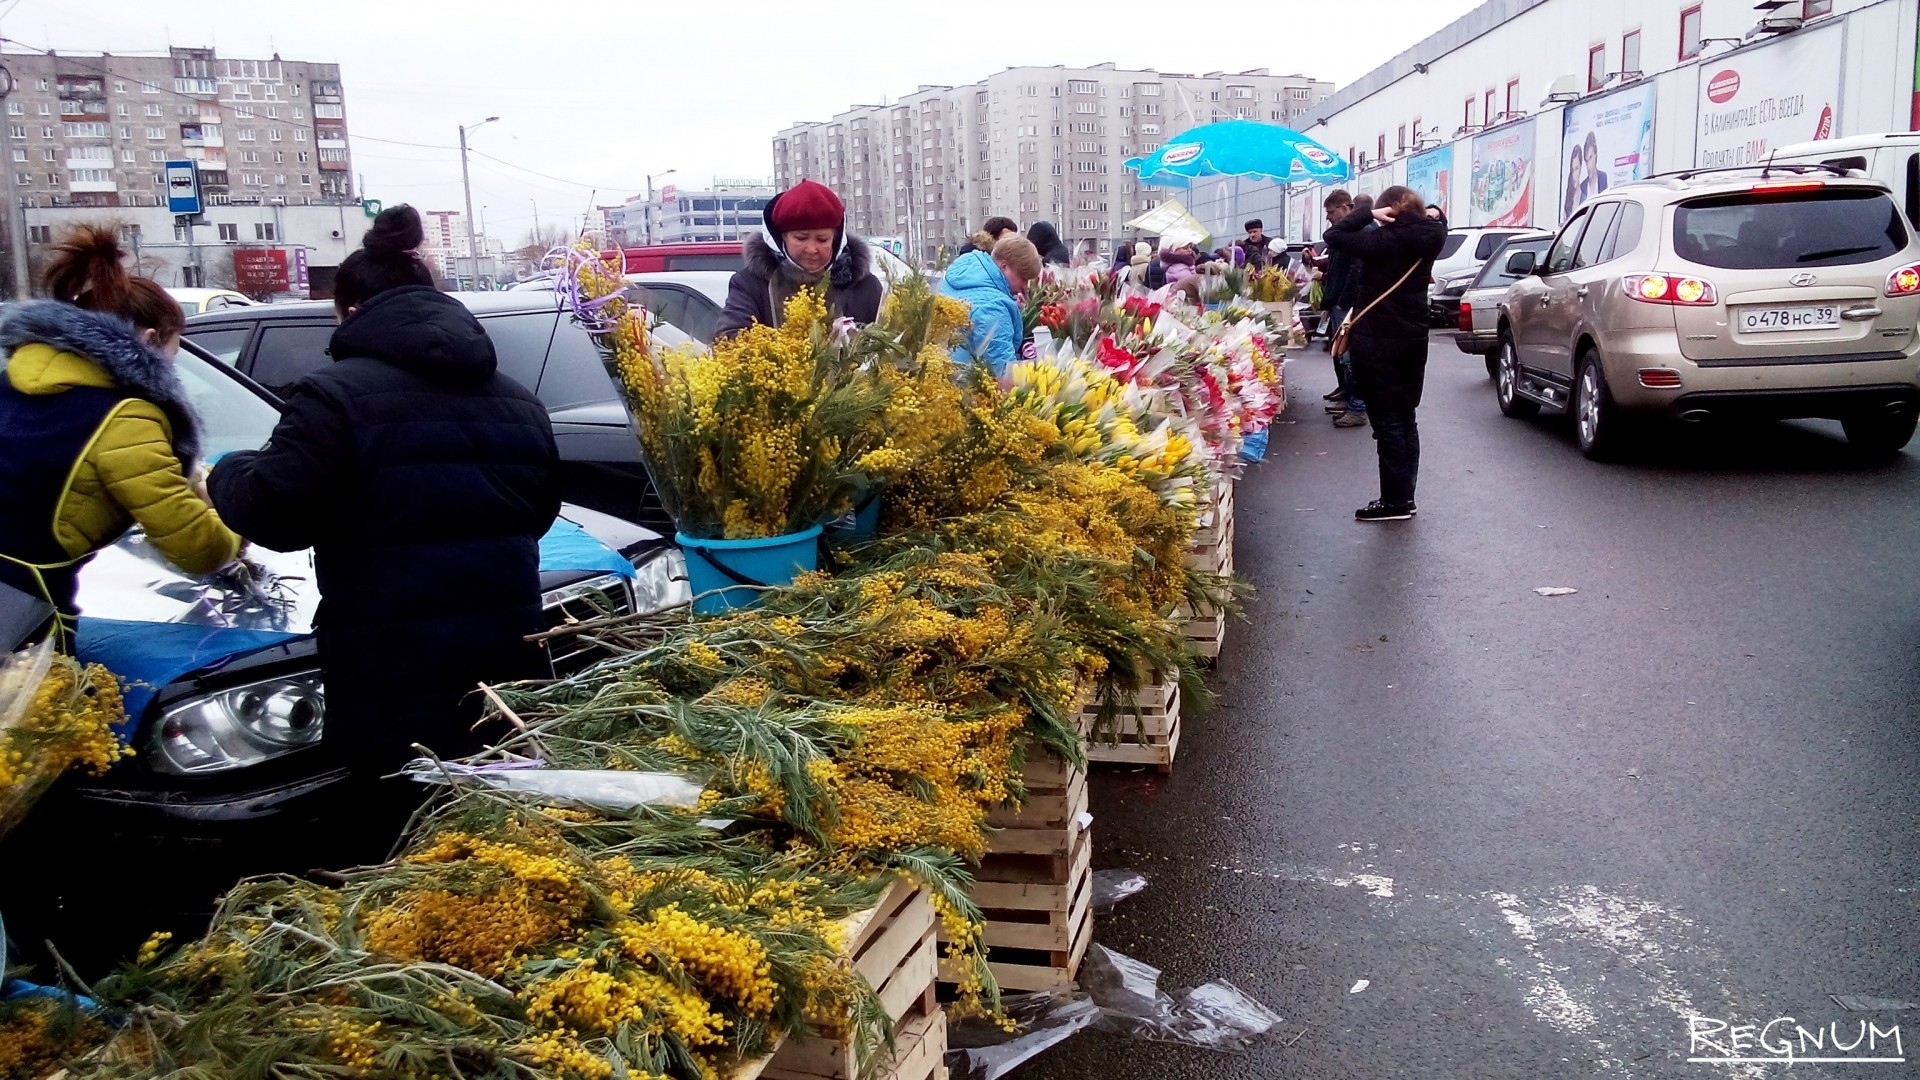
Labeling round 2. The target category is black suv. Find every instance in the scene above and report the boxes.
[185,292,672,532]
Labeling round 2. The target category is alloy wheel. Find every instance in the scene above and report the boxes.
[1577,363,1601,449]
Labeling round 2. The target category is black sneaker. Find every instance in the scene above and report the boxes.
[1323,389,1345,400]
[1354,500,1417,521]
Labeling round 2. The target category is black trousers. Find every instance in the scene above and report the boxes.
[1367,404,1420,506]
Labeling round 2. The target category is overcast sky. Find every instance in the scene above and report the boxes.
[4,0,1482,244]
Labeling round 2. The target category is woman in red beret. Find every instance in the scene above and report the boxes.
[714,178,884,339]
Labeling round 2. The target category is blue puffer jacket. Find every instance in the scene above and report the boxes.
[939,249,1024,376]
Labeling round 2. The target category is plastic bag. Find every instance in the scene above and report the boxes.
[1091,868,1149,911]
[945,991,1099,1080]
[1080,944,1286,1051]
[403,760,705,812]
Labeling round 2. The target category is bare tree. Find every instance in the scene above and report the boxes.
[516,222,572,264]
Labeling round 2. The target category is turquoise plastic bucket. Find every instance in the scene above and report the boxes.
[826,489,883,541]
[676,525,822,613]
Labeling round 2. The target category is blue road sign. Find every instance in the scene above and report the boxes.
[165,160,202,215]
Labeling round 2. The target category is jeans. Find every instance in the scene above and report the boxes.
[1336,350,1366,414]
[1367,402,1419,506]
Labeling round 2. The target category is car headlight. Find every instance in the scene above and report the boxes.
[152,672,325,775]
[631,548,691,615]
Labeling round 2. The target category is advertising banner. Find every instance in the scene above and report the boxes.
[1405,146,1453,217]
[1290,189,1317,241]
[233,248,290,294]
[1561,83,1657,221]
[1469,119,1536,227]
[1694,26,1843,168]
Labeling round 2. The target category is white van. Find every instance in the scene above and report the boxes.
[1770,132,1920,229]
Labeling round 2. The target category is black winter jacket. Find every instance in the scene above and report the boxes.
[1324,207,1449,411]
[716,231,884,339]
[208,286,561,768]
[1323,205,1449,341]
[1026,221,1072,266]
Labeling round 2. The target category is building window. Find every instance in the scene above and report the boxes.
[27,224,50,243]
[1505,80,1520,118]
[41,149,54,162]
[1464,97,1476,129]
[1621,30,1642,75]
[1588,44,1607,91]
[269,128,283,141]
[113,80,126,93]
[1484,89,1497,124]
[146,126,165,139]
[218,223,239,241]
[7,149,19,163]
[1396,124,1407,151]
[1680,5,1704,60]
[13,172,29,187]
[1377,133,1387,160]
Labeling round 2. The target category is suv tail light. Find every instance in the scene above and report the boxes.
[1624,273,1718,306]
[1458,300,1473,332]
[1887,263,1920,297]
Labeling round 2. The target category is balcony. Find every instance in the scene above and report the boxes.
[69,177,118,193]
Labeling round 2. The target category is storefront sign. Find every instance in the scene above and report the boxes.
[233,247,290,294]
[1694,26,1843,168]
[1470,119,1536,227]
[1561,82,1657,222]
[1405,146,1453,218]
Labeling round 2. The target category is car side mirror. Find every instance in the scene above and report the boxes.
[1505,250,1538,276]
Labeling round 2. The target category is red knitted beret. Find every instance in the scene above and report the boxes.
[768,179,844,233]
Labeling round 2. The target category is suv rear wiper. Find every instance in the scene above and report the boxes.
[1796,245,1880,262]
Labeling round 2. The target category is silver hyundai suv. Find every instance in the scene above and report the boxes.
[1494,167,1920,458]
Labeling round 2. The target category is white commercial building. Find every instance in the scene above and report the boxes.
[1276,0,1917,242]
[23,202,360,295]
[609,181,775,247]
[775,64,1333,262]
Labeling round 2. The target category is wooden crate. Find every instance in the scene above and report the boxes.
[1193,478,1236,548]
[757,878,941,1080]
[1186,499,1235,576]
[939,748,1095,993]
[1080,675,1183,773]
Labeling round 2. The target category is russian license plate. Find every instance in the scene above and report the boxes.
[1739,304,1840,333]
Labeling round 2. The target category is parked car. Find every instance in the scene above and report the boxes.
[1493,166,1920,458]
[1770,132,1919,230]
[0,339,689,976]
[185,291,673,532]
[165,287,256,315]
[512,270,733,345]
[1428,227,1537,325]
[602,239,915,283]
[1454,232,1554,374]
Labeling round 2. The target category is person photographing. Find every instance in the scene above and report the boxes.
[1322,186,1448,522]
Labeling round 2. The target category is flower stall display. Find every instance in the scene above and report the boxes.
[0,257,1287,1080]
[0,641,128,842]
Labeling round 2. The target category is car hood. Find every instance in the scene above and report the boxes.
[73,507,662,724]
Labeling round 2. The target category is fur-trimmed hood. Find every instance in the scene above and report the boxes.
[743,229,876,292]
[0,299,202,465]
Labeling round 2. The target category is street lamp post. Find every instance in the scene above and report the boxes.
[0,65,28,298]
[458,115,499,290]
[644,169,677,246]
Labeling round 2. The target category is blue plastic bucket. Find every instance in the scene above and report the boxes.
[1240,428,1270,464]
[826,489,883,541]
[676,525,823,613]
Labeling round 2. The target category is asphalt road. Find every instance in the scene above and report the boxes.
[1013,336,1920,1079]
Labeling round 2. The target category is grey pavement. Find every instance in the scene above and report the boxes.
[1014,337,1920,1079]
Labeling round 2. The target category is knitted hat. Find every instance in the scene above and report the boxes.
[768,179,844,233]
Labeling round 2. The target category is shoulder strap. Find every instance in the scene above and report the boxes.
[1348,261,1423,328]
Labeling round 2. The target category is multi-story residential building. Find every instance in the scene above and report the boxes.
[610,181,775,246]
[775,63,1333,261]
[418,209,471,278]
[0,44,355,212]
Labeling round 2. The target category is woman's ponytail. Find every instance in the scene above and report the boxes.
[40,223,184,344]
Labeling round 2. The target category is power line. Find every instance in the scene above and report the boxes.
[468,148,637,193]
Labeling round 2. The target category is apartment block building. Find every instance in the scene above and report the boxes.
[773,63,1332,261]
[0,44,355,213]
[609,181,775,246]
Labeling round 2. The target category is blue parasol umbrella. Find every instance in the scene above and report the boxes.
[1125,119,1351,185]
[1126,120,1351,240]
